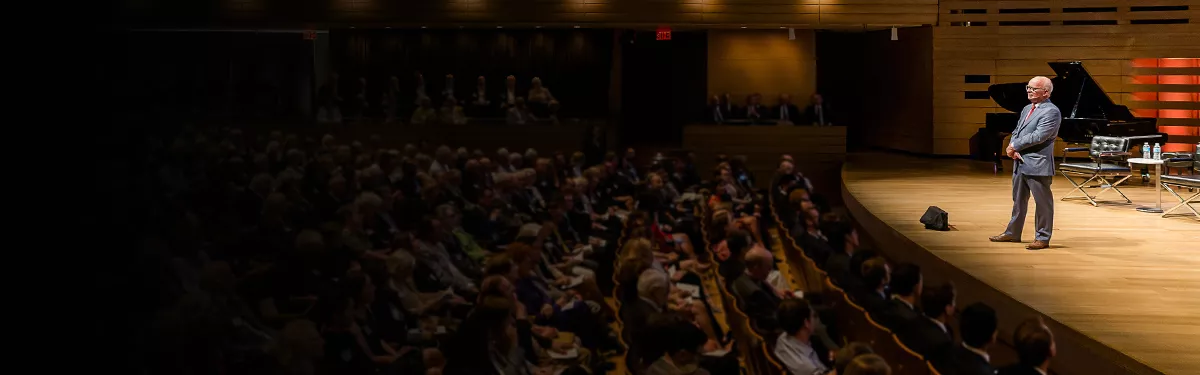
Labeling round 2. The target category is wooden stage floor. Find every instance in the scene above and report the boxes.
[841,154,1198,375]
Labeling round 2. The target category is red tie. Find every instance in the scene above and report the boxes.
[1024,104,1037,123]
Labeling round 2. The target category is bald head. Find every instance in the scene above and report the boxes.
[745,244,774,281]
[1027,76,1053,104]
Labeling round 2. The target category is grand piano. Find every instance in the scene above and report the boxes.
[984,61,1165,167]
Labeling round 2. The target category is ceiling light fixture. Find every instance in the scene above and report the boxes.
[497,26,503,29]
[740,26,747,29]
[573,25,580,29]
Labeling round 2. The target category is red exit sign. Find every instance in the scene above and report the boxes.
[656,27,672,41]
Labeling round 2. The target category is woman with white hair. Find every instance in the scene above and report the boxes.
[526,77,556,118]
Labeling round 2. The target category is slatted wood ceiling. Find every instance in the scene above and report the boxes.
[933,0,1199,155]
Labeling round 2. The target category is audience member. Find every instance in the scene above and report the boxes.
[855,257,890,313]
[774,94,800,124]
[731,245,785,334]
[744,93,765,121]
[804,93,833,126]
[998,317,1055,375]
[875,263,922,332]
[500,75,519,110]
[843,354,891,375]
[438,97,466,125]
[775,299,830,375]
[833,342,875,375]
[899,281,956,361]
[411,97,437,125]
[645,314,712,375]
[469,76,491,116]
[506,97,533,125]
[936,302,998,375]
[624,267,671,370]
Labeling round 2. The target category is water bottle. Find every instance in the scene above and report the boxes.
[1153,143,1161,160]
[1143,142,1151,159]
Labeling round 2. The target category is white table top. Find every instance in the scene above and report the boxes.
[1128,158,1165,165]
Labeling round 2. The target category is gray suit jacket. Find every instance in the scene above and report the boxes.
[1011,100,1062,176]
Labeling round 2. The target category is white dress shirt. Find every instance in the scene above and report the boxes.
[963,342,990,363]
[775,333,829,375]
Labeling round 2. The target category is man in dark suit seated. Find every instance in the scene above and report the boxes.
[731,246,785,335]
[706,95,730,124]
[796,200,834,266]
[773,94,801,124]
[936,302,998,375]
[874,263,923,332]
[853,257,890,314]
[822,222,858,289]
[622,268,671,371]
[998,317,1055,375]
[802,93,834,126]
[898,282,956,361]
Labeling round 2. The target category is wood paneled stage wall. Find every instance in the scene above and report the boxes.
[707,29,818,106]
[931,1,1200,155]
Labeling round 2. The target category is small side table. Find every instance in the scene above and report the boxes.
[1128,158,1164,213]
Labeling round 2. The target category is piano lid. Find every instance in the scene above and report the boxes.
[987,61,1135,121]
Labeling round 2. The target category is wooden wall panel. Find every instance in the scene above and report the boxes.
[707,29,818,104]
[930,0,1199,155]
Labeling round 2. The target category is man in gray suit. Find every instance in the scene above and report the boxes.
[991,76,1061,250]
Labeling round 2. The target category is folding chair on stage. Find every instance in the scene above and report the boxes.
[1160,150,1198,218]
[1058,136,1134,206]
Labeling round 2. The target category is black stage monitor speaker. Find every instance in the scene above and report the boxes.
[920,206,949,231]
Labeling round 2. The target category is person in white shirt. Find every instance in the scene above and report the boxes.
[506,97,534,125]
[501,75,519,109]
[429,146,454,175]
[774,299,831,375]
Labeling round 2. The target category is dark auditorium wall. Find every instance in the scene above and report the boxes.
[119,31,317,124]
[707,29,818,106]
[330,28,613,119]
[619,30,708,146]
[817,26,933,154]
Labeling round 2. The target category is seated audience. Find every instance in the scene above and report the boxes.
[731,245,785,334]
[774,94,800,124]
[774,299,830,375]
[706,95,728,124]
[506,97,534,125]
[834,342,875,375]
[469,76,491,117]
[438,97,466,125]
[804,93,833,126]
[743,93,765,121]
[411,97,437,125]
[899,281,956,361]
[998,317,1055,375]
[874,263,922,332]
[646,314,712,375]
[823,222,859,290]
[843,354,891,375]
[855,257,891,313]
[936,302,998,375]
[624,267,671,370]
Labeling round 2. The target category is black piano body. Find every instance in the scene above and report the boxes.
[983,61,1165,166]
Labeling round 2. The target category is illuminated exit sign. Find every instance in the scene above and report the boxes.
[656,27,672,41]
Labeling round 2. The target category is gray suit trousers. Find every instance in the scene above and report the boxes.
[1005,172,1054,241]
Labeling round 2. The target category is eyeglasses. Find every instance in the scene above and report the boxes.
[1025,86,1047,92]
